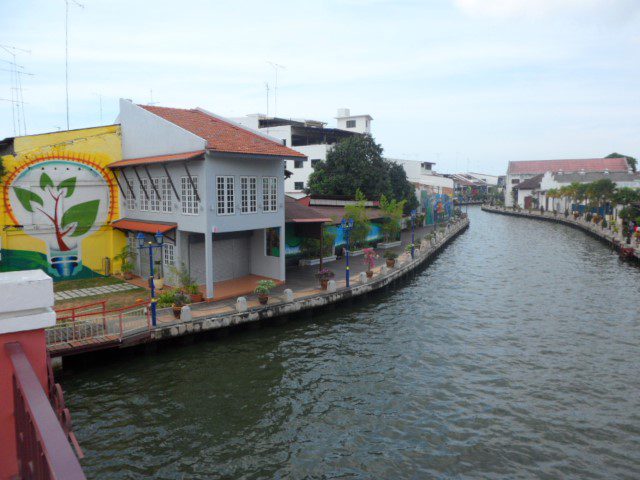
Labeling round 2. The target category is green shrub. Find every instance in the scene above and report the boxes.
[383,250,398,260]
[254,280,277,295]
[300,230,336,259]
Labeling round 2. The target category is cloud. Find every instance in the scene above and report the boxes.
[453,0,640,19]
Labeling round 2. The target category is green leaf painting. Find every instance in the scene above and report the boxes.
[61,200,100,237]
[13,187,44,212]
[57,177,77,197]
[39,172,54,190]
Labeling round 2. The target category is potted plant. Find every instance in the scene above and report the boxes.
[405,243,415,254]
[383,250,398,268]
[154,260,164,290]
[315,268,335,290]
[171,291,189,319]
[255,279,277,305]
[362,248,377,278]
[115,245,136,280]
[186,284,204,303]
[170,263,203,302]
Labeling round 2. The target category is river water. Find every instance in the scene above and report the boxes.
[64,207,640,479]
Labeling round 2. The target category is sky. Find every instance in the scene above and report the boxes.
[1,0,639,175]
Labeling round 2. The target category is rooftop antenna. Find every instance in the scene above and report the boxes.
[65,0,84,130]
[147,88,159,106]
[266,61,285,118]
[0,45,31,136]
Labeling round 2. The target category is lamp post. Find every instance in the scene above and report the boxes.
[410,209,416,259]
[341,218,354,288]
[137,231,164,327]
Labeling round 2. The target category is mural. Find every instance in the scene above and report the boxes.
[0,126,126,280]
[421,191,453,225]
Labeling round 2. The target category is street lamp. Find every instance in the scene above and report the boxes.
[137,231,164,327]
[341,218,354,288]
[410,209,417,259]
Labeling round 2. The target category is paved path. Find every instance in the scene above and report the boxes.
[54,283,140,301]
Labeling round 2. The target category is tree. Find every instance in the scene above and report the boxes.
[607,152,637,172]
[379,194,405,242]
[343,189,371,250]
[307,134,418,212]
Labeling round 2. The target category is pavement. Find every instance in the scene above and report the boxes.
[54,282,140,302]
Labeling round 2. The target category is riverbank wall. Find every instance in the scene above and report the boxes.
[60,217,469,365]
[481,205,640,261]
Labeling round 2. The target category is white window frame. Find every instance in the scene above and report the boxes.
[181,176,199,215]
[163,242,175,268]
[262,176,278,212]
[140,178,149,211]
[240,176,257,214]
[161,177,172,213]
[217,176,235,215]
[125,180,136,210]
[150,178,160,212]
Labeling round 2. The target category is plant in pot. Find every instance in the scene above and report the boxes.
[383,250,398,268]
[171,291,189,319]
[115,245,136,280]
[255,279,277,305]
[363,248,377,278]
[170,263,203,303]
[154,260,164,290]
[315,268,335,290]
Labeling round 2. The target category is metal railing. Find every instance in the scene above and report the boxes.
[6,342,86,480]
[47,302,150,347]
[55,300,107,323]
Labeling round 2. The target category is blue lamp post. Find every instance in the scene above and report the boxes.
[410,209,417,259]
[341,218,355,288]
[137,231,164,327]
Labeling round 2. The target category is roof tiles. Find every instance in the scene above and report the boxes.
[508,157,629,175]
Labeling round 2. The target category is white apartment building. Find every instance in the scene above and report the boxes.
[233,109,371,197]
[389,159,454,213]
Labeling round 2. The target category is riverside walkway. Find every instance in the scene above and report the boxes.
[482,205,640,260]
[47,217,469,360]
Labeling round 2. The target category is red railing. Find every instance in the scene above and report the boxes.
[55,300,107,323]
[6,342,85,480]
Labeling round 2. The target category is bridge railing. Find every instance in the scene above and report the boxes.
[6,342,86,480]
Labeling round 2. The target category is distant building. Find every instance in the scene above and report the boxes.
[505,157,630,207]
[233,108,372,197]
[445,173,489,202]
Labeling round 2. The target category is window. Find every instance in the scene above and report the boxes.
[163,242,175,267]
[262,177,278,212]
[150,178,160,212]
[125,180,136,210]
[161,177,172,213]
[216,176,235,215]
[346,120,356,128]
[181,176,199,215]
[311,159,321,168]
[240,176,257,213]
[294,160,303,169]
[511,179,520,184]
[294,182,304,190]
[140,178,149,211]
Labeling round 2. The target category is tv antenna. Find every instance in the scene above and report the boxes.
[147,88,160,106]
[65,0,84,130]
[0,45,32,136]
[266,61,285,118]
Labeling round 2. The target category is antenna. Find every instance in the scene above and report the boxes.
[65,0,84,130]
[264,82,270,117]
[266,61,286,118]
[147,88,159,106]
[0,45,31,136]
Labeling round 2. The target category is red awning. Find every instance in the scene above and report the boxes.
[109,150,205,168]
[111,219,176,234]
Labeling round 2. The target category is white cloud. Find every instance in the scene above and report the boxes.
[453,0,639,19]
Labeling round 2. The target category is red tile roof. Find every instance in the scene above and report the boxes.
[140,105,306,159]
[112,218,176,234]
[508,157,628,175]
[109,150,205,168]
[285,197,332,223]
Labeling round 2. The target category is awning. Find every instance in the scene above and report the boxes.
[111,218,177,234]
[285,197,331,223]
[108,150,205,169]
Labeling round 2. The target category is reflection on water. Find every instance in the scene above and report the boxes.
[64,207,640,479]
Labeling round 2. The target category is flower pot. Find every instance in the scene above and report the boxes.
[320,279,329,290]
[258,294,269,305]
[386,259,395,268]
[172,305,182,319]
[366,270,374,278]
[123,272,134,280]
[189,293,204,303]
[154,277,164,290]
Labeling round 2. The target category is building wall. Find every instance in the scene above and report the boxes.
[285,144,329,193]
[0,126,126,281]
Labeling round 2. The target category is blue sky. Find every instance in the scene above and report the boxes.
[2,0,639,175]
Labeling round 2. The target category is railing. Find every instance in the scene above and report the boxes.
[55,300,107,323]
[6,342,86,480]
[47,302,150,347]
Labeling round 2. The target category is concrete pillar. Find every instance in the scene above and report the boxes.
[236,297,248,312]
[0,270,56,479]
[204,231,214,300]
[284,289,294,302]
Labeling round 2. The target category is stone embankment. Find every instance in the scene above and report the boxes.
[482,205,640,261]
[151,217,470,343]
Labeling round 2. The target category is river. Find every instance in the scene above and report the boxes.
[63,206,640,479]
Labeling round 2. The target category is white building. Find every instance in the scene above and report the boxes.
[232,108,371,197]
[505,157,630,207]
[390,159,454,212]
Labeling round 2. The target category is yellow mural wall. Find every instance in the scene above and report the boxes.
[0,125,126,280]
